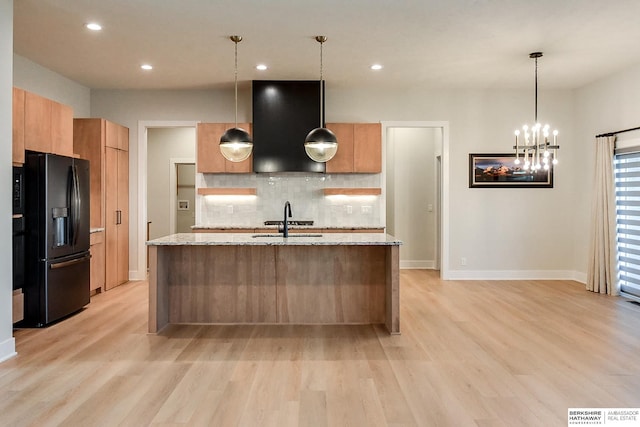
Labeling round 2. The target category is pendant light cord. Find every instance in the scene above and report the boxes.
[319,38,324,128]
[234,38,239,128]
[534,55,538,124]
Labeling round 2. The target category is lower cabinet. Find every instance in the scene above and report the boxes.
[12,290,24,324]
[90,231,105,293]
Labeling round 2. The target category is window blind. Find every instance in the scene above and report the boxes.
[615,150,640,297]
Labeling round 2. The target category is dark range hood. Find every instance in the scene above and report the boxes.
[252,80,325,173]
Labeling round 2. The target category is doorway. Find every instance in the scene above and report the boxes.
[383,121,449,278]
[175,163,196,233]
[145,127,196,239]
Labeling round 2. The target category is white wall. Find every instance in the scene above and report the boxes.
[13,54,90,117]
[0,0,16,363]
[387,127,440,268]
[147,127,196,240]
[574,61,640,276]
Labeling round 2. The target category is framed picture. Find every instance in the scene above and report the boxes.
[178,200,190,210]
[469,153,554,188]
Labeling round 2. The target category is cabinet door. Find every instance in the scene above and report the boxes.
[197,122,253,173]
[90,231,105,292]
[12,88,25,164]
[117,149,129,285]
[51,101,74,157]
[73,118,105,228]
[24,91,52,153]
[104,147,119,290]
[354,123,381,173]
[118,123,129,151]
[325,123,354,173]
[197,123,227,173]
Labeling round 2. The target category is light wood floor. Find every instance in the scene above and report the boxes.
[2,271,640,426]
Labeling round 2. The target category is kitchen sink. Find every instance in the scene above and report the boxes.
[251,233,323,238]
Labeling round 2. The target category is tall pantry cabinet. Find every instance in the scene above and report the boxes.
[73,119,129,291]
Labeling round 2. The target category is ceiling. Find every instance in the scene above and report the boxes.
[13,0,640,91]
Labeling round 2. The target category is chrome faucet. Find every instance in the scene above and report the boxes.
[282,201,292,237]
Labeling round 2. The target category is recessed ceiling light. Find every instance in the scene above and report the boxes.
[256,64,268,71]
[140,64,153,70]
[370,64,383,71]
[85,22,102,31]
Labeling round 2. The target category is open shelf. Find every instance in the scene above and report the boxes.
[197,187,257,196]
[322,188,382,196]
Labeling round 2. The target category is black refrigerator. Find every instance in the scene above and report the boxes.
[23,152,91,327]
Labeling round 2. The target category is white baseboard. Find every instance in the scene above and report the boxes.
[400,260,436,269]
[445,269,587,282]
[0,337,16,364]
[128,270,147,281]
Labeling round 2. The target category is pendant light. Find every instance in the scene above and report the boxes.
[304,36,338,163]
[220,35,253,162]
[513,52,559,172]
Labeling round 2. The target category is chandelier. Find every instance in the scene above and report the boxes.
[513,52,559,172]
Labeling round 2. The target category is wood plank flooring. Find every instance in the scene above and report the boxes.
[2,270,640,426]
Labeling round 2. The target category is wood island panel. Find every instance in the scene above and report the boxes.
[161,245,277,325]
[275,246,386,325]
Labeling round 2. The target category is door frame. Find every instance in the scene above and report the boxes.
[134,120,197,281]
[381,121,450,279]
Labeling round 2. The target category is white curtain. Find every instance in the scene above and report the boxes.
[586,136,619,295]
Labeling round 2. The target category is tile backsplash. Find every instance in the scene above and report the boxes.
[196,173,383,227]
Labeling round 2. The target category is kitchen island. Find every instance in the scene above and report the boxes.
[146,233,402,334]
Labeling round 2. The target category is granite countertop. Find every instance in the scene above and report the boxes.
[191,225,385,230]
[90,227,105,233]
[147,232,401,246]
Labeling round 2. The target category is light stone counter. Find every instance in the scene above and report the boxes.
[147,232,401,246]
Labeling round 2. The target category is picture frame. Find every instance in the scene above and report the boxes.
[178,200,190,210]
[469,153,554,188]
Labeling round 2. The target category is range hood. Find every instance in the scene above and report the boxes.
[252,80,325,173]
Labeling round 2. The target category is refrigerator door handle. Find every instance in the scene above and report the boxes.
[71,165,81,246]
[50,254,91,270]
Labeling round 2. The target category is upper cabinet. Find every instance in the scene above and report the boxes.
[73,118,129,229]
[325,123,381,173]
[50,101,74,157]
[197,122,252,173]
[14,89,74,160]
[105,119,129,151]
[12,88,25,164]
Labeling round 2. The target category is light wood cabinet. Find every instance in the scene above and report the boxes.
[24,91,52,153]
[73,118,129,291]
[50,101,74,157]
[90,231,105,293]
[105,145,129,290]
[326,123,381,173]
[23,90,73,156]
[197,122,252,173]
[12,88,25,164]
[12,290,24,324]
